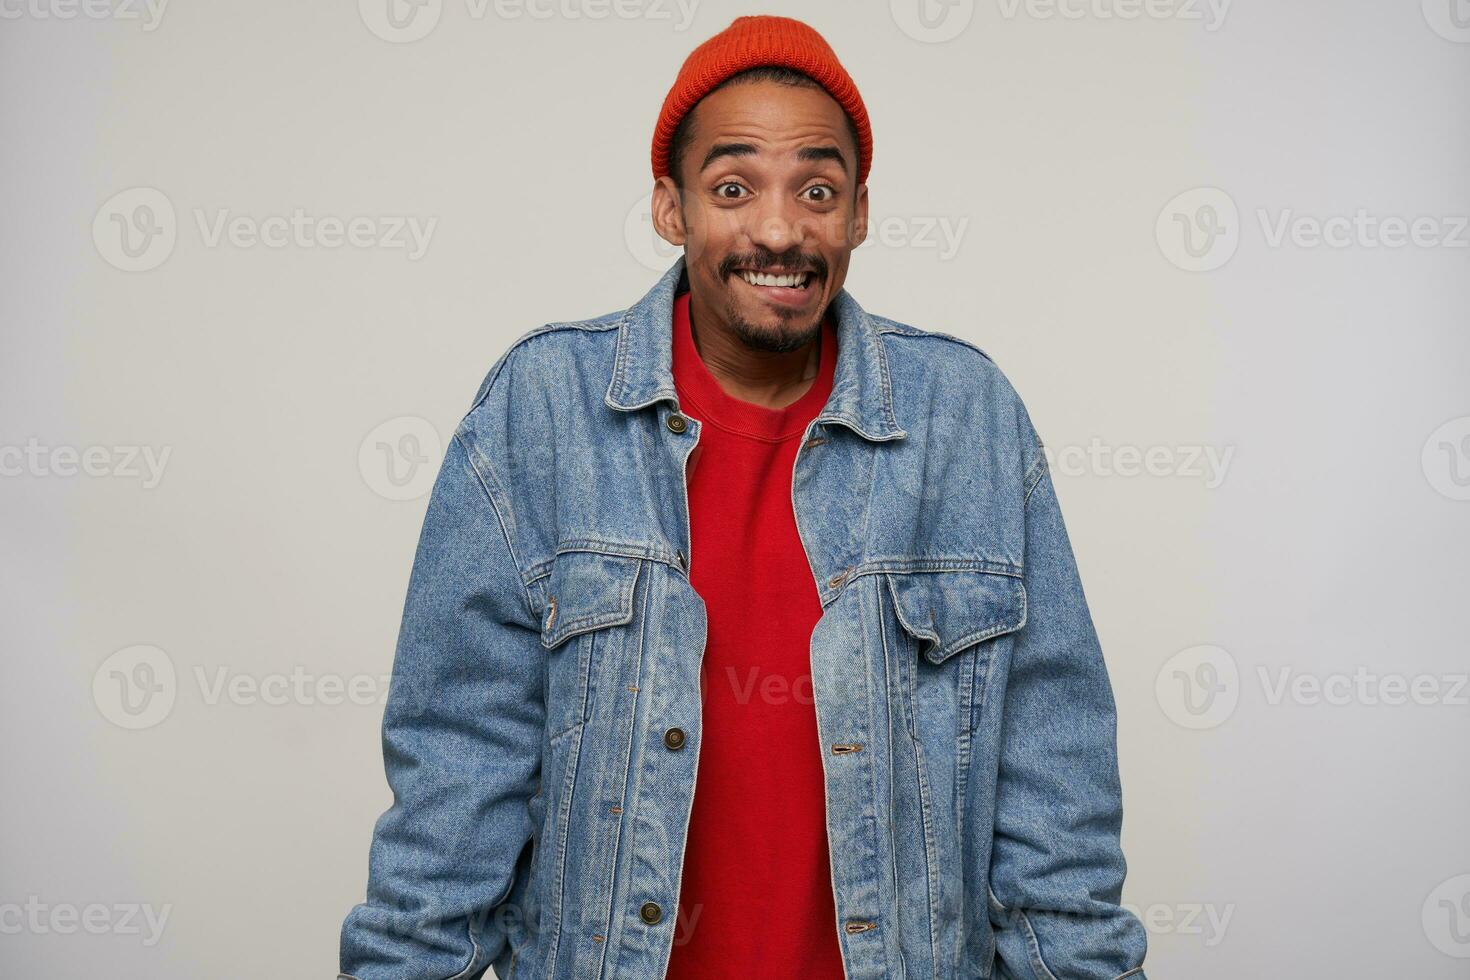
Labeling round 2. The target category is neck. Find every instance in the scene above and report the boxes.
[686,291,823,411]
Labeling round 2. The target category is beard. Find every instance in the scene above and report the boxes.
[722,300,825,354]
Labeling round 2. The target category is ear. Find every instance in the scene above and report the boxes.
[852,181,869,248]
[651,176,687,247]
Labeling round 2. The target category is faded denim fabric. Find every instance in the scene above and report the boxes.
[338,255,1149,980]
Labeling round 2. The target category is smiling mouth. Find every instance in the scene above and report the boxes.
[735,268,815,289]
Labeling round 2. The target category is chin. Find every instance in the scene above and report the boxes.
[731,313,823,355]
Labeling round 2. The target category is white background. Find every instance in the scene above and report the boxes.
[2,0,1468,976]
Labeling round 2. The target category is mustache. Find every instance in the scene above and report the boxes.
[720,253,827,279]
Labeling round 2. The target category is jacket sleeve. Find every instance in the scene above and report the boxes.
[339,425,545,980]
[986,423,1150,980]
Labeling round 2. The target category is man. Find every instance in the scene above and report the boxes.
[339,15,1148,980]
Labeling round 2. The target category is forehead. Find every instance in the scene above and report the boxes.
[691,78,851,153]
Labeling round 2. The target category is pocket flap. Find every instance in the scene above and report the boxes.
[539,551,642,650]
[885,570,1027,665]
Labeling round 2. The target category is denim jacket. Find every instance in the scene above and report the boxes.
[338,255,1149,980]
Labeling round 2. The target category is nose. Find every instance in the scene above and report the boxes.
[745,192,813,257]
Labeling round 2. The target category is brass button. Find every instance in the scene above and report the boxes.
[666,413,688,434]
[663,727,686,751]
[639,900,663,924]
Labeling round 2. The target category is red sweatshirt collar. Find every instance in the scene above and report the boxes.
[671,289,837,442]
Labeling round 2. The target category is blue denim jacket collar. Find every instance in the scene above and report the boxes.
[604,254,908,443]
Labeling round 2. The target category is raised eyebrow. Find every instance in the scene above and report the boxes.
[795,144,849,173]
[699,141,850,175]
[699,142,758,173]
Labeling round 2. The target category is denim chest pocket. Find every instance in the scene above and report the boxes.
[883,568,1027,734]
[538,550,643,741]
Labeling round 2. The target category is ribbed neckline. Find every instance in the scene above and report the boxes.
[671,289,836,442]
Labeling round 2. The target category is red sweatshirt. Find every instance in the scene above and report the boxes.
[663,288,846,980]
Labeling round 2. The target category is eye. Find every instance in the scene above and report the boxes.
[803,184,837,204]
[714,182,749,200]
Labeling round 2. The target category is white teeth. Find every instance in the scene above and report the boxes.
[739,270,810,288]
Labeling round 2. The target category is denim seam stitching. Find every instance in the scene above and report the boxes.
[444,918,485,980]
[874,330,901,434]
[1022,446,1048,509]
[540,723,583,979]
[986,884,1008,918]
[526,540,678,581]
[454,429,536,624]
[538,560,642,650]
[910,727,943,976]
[874,320,998,365]
[882,581,942,973]
[1014,908,1060,980]
[877,582,907,974]
[470,319,620,412]
[593,565,651,978]
[850,558,1024,579]
[882,574,1026,663]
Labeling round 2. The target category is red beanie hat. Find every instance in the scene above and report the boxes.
[651,15,872,186]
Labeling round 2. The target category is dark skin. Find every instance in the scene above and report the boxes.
[651,79,869,410]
